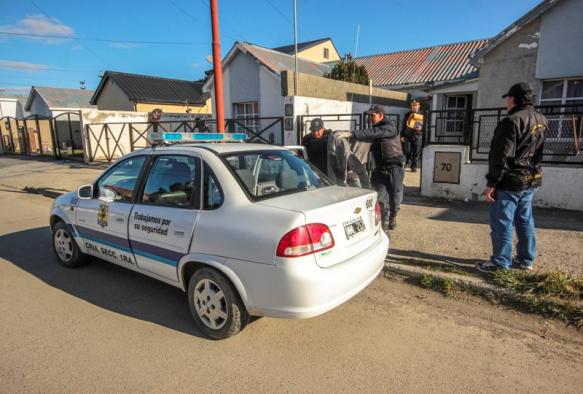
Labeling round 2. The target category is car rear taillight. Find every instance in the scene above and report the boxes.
[276,223,335,258]
[374,201,381,226]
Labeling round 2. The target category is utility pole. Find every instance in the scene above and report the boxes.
[210,0,225,132]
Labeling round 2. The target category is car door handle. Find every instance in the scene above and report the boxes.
[115,217,124,223]
[173,230,185,236]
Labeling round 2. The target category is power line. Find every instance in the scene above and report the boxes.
[0,31,211,45]
[30,0,113,69]
[264,0,293,25]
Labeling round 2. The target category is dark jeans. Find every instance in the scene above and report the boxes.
[405,133,422,169]
[371,165,404,223]
[490,188,537,268]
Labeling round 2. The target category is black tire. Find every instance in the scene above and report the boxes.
[187,267,248,340]
[52,221,88,268]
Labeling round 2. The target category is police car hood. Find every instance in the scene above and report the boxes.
[257,186,380,268]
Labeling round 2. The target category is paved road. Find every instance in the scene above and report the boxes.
[1,188,582,393]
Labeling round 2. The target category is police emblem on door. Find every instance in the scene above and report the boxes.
[97,203,109,228]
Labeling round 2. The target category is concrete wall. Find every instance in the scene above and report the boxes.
[536,0,583,79]
[95,79,134,111]
[281,71,409,107]
[298,41,340,63]
[477,18,541,108]
[135,98,212,115]
[0,98,20,118]
[228,51,260,104]
[421,145,583,211]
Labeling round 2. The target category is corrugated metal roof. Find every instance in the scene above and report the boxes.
[272,37,331,55]
[26,86,95,110]
[91,71,208,105]
[240,42,332,77]
[355,39,489,87]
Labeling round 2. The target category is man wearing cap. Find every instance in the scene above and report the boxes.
[302,118,331,173]
[335,105,404,232]
[400,99,424,172]
[476,82,548,274]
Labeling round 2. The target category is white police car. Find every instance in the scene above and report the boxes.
[50,132,389,339]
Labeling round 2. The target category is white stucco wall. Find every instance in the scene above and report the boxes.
[421,145,583,211]
[259,66,284,144]
[286,96,409,145]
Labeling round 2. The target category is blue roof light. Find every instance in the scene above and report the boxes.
[150,132,247,144]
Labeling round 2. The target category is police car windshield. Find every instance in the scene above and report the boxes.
[223,150,333,199]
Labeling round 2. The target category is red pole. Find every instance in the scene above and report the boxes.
[210,0,225,133]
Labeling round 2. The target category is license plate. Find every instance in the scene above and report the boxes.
[344,217,366,239]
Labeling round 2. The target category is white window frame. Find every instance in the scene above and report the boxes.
[539,78,583,141]
[232,101,259,133]
[444,95,468,134]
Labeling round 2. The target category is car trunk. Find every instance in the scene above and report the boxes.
[257,186,379,268]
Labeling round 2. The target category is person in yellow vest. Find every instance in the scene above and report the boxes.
[400,99,424,172]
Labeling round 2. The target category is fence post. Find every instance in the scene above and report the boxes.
[85,124,93,162]
[129,123,134,152]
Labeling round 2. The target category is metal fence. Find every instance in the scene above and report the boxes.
[425,104,583,164]
[86,117,284,162]
[0,112,83,160]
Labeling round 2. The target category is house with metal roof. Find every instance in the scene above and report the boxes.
[272,37,341,63]
[355,38,489,114]
[203,41,334,130]
[90,71,211,115]
[25,86,96,117]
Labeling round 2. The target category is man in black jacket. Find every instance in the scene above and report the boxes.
[335,105,404,232]
[302,118,331,173]
[476,83,547,273]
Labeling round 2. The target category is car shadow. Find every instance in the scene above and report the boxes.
[0,226,257,339]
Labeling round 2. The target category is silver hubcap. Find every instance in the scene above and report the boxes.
[194,278,228,330]
[54,228,73,262]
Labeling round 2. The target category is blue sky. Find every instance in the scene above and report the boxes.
[0,0,541,94]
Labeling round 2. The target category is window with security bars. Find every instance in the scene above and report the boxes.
[233,102,259,133]
[540,79,583,142]
[445,95,468,133]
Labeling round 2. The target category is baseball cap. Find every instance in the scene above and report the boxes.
[309,118,324,131]
[366,104,385,115]
[502,82,533,100]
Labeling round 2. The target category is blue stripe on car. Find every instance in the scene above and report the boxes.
[76,225,182,266]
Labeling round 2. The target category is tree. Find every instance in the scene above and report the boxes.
[324,54,369,85]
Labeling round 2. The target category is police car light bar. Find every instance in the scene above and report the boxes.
[149,132,247,144]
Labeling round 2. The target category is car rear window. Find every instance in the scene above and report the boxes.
[223,150,332,199]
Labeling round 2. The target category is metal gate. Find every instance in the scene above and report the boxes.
[53,112,84,160]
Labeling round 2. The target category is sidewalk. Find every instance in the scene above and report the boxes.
[1,156,582,276]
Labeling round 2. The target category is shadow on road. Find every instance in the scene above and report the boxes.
[0,226,247,339]
[404,196,583,231]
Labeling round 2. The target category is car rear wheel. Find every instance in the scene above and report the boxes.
[187,267,248,340]
[52,221,88,268]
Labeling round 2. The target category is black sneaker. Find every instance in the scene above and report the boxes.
[475,261,505,273]
[510,258,533,271]
[411,167,417,173]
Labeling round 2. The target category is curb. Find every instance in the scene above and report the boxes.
[23,187,64,199]
[384,261,499,294]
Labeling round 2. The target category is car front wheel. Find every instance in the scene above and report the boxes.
[187,267,248,340]
[52,221,88,268]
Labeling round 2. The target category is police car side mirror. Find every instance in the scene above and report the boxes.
[77,185,93,199]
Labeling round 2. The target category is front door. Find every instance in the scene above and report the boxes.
[128,154,201,282]
[75,155,148,269]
